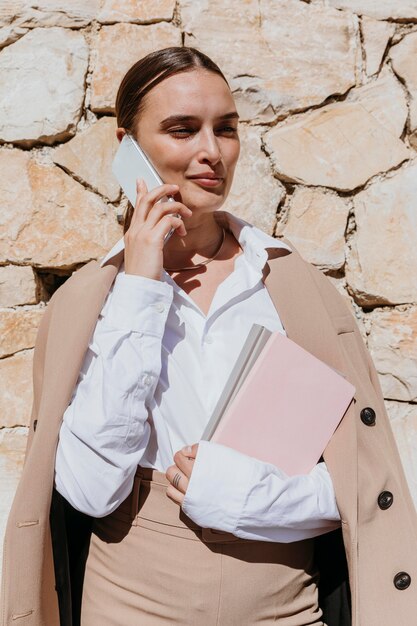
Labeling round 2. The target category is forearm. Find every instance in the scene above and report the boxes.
[54,273,173,517]
[55,418,151,518]
[182,440,341,542]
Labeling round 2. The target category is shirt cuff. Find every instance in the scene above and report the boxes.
[181,439,263,534]
[103,273,174,335]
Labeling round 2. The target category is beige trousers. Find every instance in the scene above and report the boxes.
[81,466,325,625]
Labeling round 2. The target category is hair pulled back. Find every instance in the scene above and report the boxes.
[115,47,229,233]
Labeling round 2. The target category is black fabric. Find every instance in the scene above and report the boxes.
[316,527,352,626]
[50,489,93,626]
[50,494,351,626]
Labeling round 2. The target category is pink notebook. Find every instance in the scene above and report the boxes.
[207,328,355,475]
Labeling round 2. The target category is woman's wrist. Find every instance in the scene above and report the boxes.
[181,440,260,534]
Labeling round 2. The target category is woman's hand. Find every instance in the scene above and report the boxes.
[124,178,193,280]
[166,443,199,505]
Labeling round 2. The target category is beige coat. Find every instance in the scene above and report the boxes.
[2,231,417,625]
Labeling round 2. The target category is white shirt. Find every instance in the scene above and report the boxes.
[54,210,341,542]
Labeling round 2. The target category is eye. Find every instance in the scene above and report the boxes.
[216,126,238,134]
[169,128,196,138]
[168,126,239,140]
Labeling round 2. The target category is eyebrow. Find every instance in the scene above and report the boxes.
[159,112,240,128]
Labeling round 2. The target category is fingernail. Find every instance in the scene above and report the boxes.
[182,445,192,455]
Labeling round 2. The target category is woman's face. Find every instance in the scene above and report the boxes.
[116,68,240,215]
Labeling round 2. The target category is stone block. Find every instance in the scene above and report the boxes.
[0,306,44,358]
[53,117,120,202]
[97,0,175,23]
[182,0,358,122]
[223,125,285,233]
[276,187,349,271]
[346,162,417,306]
[0,149,122,268]
[90,23,181,113]
[327,1,417,21]
[391,32,417,132]
[0,265,37,307]
[0,27,88,145]
[368,307,417,402]
[264,85,409,191]
[0,350,33,428]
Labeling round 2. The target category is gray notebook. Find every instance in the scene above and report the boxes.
[201,324,272,440]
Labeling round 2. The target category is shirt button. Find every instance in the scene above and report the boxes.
[142,374,153,386]
[154,302,165,313]
[204,335,213,344]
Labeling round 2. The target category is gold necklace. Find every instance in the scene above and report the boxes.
[164,227,226,272]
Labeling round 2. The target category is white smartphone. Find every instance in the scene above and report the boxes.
[111,133,180,244]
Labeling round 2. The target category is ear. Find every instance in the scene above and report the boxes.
[116,127,126,143]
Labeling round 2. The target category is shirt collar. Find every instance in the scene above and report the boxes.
[99,209,292,269]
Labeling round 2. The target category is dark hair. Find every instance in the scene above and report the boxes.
[115,46,230,233]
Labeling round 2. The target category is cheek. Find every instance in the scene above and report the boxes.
[144,137,189,179]
[224,140,240,171]
[159,140,192,172]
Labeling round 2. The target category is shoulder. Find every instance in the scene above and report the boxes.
[279,235,357,327]
[35,260,111,345]
[49,260,102,305]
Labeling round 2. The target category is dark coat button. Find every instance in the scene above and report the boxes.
[394,572,411,590]
[33,419,38,432]
[378,491,393,510]
[360,407,376,426]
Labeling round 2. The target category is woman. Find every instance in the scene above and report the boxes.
[2,47,417,626]
[56,46,341,625]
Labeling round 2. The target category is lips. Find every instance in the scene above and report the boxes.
[188,172,223,180]
[187,174,224,188]
[187,173,224,188]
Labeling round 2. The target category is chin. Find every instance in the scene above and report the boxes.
[189,181,227,201]
[189,198,225,214]
[181,189,225,213]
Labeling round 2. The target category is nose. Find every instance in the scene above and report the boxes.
[197,128,222,166]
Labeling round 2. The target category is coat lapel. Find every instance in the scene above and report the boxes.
[263,242,357,525]
[263,243,347,378]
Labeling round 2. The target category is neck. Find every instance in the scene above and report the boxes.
[162,212,224,267]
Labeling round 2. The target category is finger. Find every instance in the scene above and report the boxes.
[166,484,184,505]
[178,443,199,460]
[172,443,199,463]
[125,214,185,249]
[129,181,179,228]
[126,178,147,231]
[145,201,192,230]
[153,214,186,241]
[173,451,195,479]
[165,464,189,495]
[134,177,147,211]
[139,183,180,221]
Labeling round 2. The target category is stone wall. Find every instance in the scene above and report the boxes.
[1,0,417,573]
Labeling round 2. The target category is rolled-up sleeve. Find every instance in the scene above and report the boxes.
[181,440,341,543]
[54,273,173,517]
